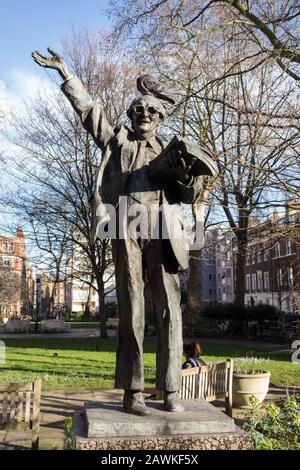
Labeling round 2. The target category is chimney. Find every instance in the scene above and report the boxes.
[16,227,25,238]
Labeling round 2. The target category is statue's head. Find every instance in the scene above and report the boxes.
[127,74,175,139]
[127,95,166,138]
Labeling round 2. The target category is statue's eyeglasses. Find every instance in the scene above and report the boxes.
[133,105,159,115]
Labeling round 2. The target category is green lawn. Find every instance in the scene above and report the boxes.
[0,338,299,391]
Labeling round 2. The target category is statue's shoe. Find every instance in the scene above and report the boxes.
[123,391,150,416]
[164,391,185,413]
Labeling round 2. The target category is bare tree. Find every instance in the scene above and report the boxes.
[110,7,300,317]
[110,0,300,82]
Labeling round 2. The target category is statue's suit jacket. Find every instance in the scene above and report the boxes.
[62,77,202,269]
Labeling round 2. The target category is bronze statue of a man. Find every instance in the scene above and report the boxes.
[32,48,203,416]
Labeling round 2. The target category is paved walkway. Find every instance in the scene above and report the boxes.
[0,386,294,450]
[0,328,116,339]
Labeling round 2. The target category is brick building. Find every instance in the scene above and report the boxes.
[0,227,33,318]
[245,204,300,313]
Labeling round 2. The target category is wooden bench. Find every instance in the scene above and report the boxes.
[40,320,70,333]
[180,359,233,416]
[3,320,31,334]
[0,379,41,449]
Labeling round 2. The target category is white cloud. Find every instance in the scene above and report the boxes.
[0,69,56,118]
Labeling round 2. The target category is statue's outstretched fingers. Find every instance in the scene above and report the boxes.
[47,47,60,57]
[32,52,46,67]
[34,50,49,61]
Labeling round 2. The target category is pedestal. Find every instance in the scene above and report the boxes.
[73,400,251,450]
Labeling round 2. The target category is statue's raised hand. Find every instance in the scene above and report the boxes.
[31,48,71,81]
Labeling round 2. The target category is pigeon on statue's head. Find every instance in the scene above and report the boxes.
[137,74,176,105]
[127,74,175,120]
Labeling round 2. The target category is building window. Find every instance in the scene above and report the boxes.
[246,253,250,265]
[252,273,257,293]
[285,239,292,256]
[209,289,213,296]
[257,251,261,263]
[3,259,10,267]
[275,242,280,258]
[8,243,13,253]
[251,252,255,264]
[264,250,269,261]
[218,273,221,281]
[264,272,270,291]
[246,274,251,292]
[226,268,231,278]
[257,271,263,291]
[288,267,294,286]
[277,268,283,286]
[226,285,232,295]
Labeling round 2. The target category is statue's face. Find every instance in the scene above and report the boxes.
[131,97,162,136]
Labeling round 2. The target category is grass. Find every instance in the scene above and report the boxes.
[0,337,299,391]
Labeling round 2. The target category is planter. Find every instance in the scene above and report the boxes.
[232,371,271,408]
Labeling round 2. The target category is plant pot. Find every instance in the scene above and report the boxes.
[232,371,271,408]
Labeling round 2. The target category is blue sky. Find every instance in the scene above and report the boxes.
[0,0,111,85]
[0,1,113,234]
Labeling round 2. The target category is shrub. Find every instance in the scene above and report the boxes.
[246,304,279,322]
[243,395,300,450]
[64,416,74,450]
[234,356,270,374]
[105,302,118,318]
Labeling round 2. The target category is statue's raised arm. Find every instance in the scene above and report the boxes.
[31,47,114,150]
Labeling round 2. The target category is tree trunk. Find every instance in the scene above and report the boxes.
[183,188,207,326]
[183,249,202,325]
[96,275,107,338]
[232,234,247,336]
[84,278,94,317]
[234,236,247,306]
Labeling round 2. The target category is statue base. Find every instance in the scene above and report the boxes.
[73,400,251,450]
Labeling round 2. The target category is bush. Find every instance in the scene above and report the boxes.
[243,395,300,450]
[105,302,118,318]
[202,303,247,321]
[201,303,246,334]
[246,304,279,322]
[64,416,74,450]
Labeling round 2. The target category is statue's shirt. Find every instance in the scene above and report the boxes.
[126,137,162,240]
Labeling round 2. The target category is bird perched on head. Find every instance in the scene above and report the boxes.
[137,74,176,105]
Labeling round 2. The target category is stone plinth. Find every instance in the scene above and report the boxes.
[73,400,251,450]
